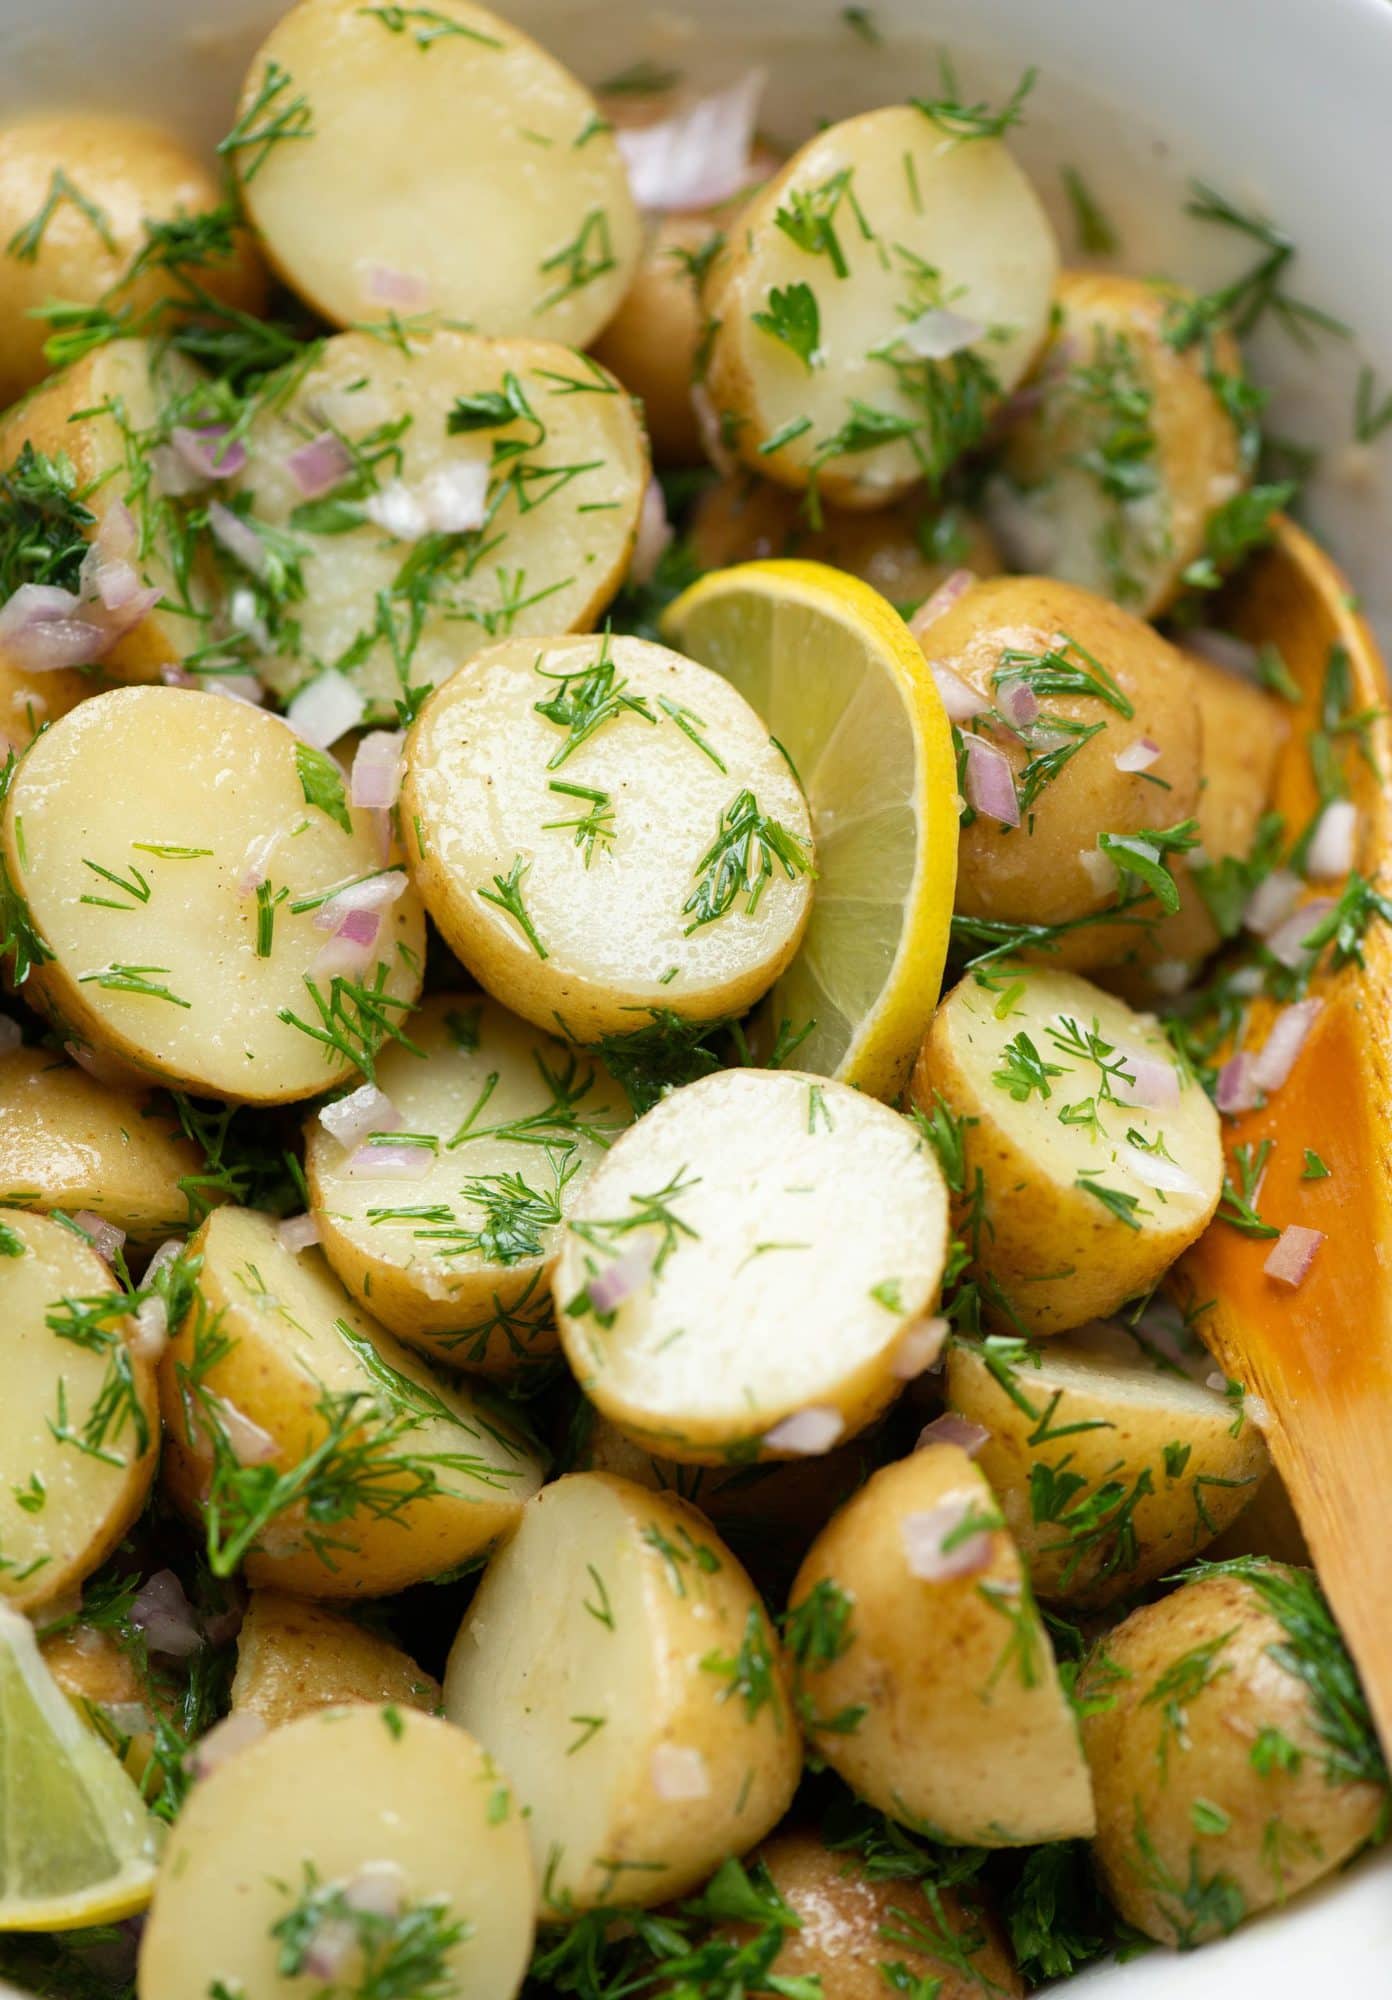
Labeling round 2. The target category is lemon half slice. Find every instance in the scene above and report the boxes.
[663,559,958,1099]
[0,1605,159,1931]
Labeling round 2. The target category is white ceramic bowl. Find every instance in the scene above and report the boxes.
[2,0,1389,1987]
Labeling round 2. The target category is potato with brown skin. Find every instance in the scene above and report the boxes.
[592,215,716,463]
[718,1827,1024,1999]
[231,1590,440,1729]
[1079,1564,1389,1948]
[912,574,1202,970]
[41,1619,165,1787]
[0,113,265,407]
[990,273,1248,619]
[0,658,99,745]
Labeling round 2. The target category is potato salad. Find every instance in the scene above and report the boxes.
[0,3,1385,1996]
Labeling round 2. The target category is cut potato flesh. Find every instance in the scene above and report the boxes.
[0,1045,202,1242]
[946,1323,1270,1605]
[787,1443,1095,1845]
[233,0,640,346]
[0,1210,158,1613]
[443,1471,801,1913]
[552,1068,949,1462]
[703,108,1058,505]
[2,685,426,1103]
[308,992,630,1372]
[138,1704,535,2000]
[238,330,649,718]
[912,965,1222,1334]
[403,635,814,1041]
[158,1205,544,1597]
[231,1589,440,1729]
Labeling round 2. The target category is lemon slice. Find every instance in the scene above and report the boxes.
[0,1604,159,1931]
[662,559,958,1098]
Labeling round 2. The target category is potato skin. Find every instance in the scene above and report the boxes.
[41,1619,163,1785]
[1080,1568,1388,1947]
[913,575,1202,970]
[231,1590,440,1728]
[592,216,715,465]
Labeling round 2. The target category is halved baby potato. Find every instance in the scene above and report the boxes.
[443,1471,801,1913]
[232,0,640,346]
[990,273,1248,618]
[592,214,719,465]
[238,329,649,719]
[552,1068,948,1463]
[945,1321,1270,1605]
[159,1205,544,1597]
[403,634,814,1042]
[306,992,630,1373]
[41,1617,166,1789]
[1,685,426,1103]
[0,1209,159,1613]
[787,1443,1095,1845]
[702,107,1058,505]
[138,1704,535,2000]
[911,965,1222,1334]
[0,657,99,746]
[231,1589,441,1729]
[0,1044,203,1242]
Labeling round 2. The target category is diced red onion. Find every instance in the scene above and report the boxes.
[1187,628,1259,680]
[909,569,976,637]
[1227,966,1266,997]
[320,1084,399,1149]
[276,1213,321,1254]
[1114,737,1160,774]
[915,1412,989,1456]
[961,731,1020,826]
[87,558,142,613]
[926,658,990,722]
[1265,897,1334,970]
[898,306,984,360]
[130,1570,202,1659]
[1078,844,1114,894]
[587,1241,657,1316]
[1215,1052,1260,1114]
[145,1237,184,1286]
[1113,1051,1181,1110]
[186,1710,266,1780]
[227,585,270,651]
[423,461,489,535]
[1243,868,1302,937]
[364,480,430,542]
[72,1210,126,1267]
[1244,1393,1271,1429]
[1305,800,1358,881]
[1132,1298,1203,1373]
[207,501,270,579]
[345,1142,434,1181]
[312,871,407,932]
[303,1917,358,1982]
[1118,1143,1203,1197]
[1149,961,1193,998]
[651,1744,710,1800]
[131,1292,169,1363]
[617,69,766,212]
[901,1496,995,1582]
[997,678,1039,729]
[892,1313,949,1380]
[161,663,197,688]
[361,263,431,308]
[101,1700,156,1739]
[313,907,381,978]
[237,830,280,897]
[630,478,674,588]
[1251,999,1323,1094]
[1264,1225,1324,1288]
[287,669,368,750]
[350,732,405,812]
[0,1013,21,1055]
[0,583,106,671]
[287,432,354,499]
[91,585,162,647]
[170,424,247,483]
[216,1396,279,1466]
[151,443,208,498]
[762,1406,844,1456]
[343,1861,407,1919]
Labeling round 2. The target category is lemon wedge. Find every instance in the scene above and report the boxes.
[663,559,958,1098]
[0,1604,159,1931]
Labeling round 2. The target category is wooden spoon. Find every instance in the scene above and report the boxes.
[1181,515,1392,1756]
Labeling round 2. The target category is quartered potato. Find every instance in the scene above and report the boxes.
[138,1704,535,2000]
[1,685,426,1103]
[159,1205,544,1597]
[237,329,649,718]
[911,574,1203,970]
[552,1069,949,1463]
[231,1589,440,1729]
[1079,1565,1389,1947]
[232,0,640,345]
[702,107,1058,505]
[912,966,1222,1334]
[403,634,814,1042]
[0,1210,159,1613]
[0,1045,202,1242]
[307,993,630,1372]
[787,1444,1095,1845]
[946,1322,1270,1605]
[991,272,1248,617]
[443,1471,801,1913]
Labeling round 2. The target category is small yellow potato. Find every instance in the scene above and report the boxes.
[0,1210,159,1613]
[233,0,640,346]
[991,273,1247,618]
[592,215,717,465]
[722,1826,1025,2000]
[553,1069,949,1464]
[945,1322,1270,1605]
[307,993,629,1374]
[443,1471,800,1913]
[239,330,649,719]
[1079,1564,1389,1947]
[0,1045,203,1242]
[231,1589,440,1729]
[159,1205,544,1598]
[138,1704,535,2000]
[0,658,97,746]
[688,477,1002,609]
[1,685,426,1104]
[0,113,265,407]
[912,575,1203,971]
[787,1444,1095,1845]
[702,107,1058,506]
[403,634,813,1042]
[41,1619,164,1787]
[911,965,1222,1335]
